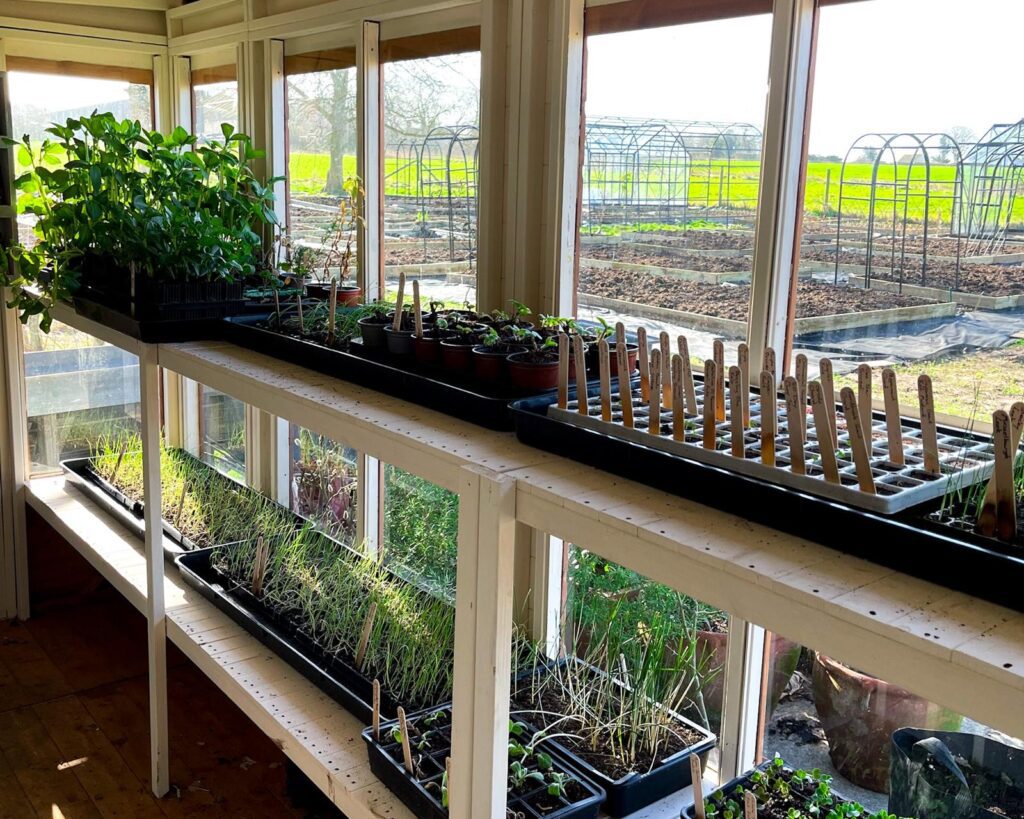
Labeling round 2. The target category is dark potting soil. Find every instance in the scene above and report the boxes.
[583,244,752,273]
[929,498,1024,545]
[578,267,934,321]
[510,684,705,781]
[919,755,1024,818]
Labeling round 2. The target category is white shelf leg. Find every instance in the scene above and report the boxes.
[718,616,766,781]
[140,342,169,796]
[450,467,516,819]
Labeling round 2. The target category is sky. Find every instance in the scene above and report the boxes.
[585,0,1024,156]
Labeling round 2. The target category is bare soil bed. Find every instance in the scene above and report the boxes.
[579,266,935,321]
[802,247,1024,296]
[862,236,1024,258]
[624,230,756,251]
[384,240,471,266]
[583,244,752,273]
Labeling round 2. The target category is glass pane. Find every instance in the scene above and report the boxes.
[383,50,481,306]
[758,637,1022,814]
[578,15,771,359]
[200,387,245,480]
[23,318,141,474]
[286,65,360,286]
[793,0,1024,427]
[382,465,458,598]
[193,80,239,143]
[289,425,358,545]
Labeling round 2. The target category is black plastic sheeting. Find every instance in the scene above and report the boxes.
[796,307,1024,369]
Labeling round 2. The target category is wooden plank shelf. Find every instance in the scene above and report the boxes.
[26,476,414,819]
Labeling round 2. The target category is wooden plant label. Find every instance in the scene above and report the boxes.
[703,359,717,450]
[690,755,706,819]
[819,357,837,448]
[841,387,876,494]
[557,334,569,410]
[810,382,840,484]
[857,364,873,442]
[760,370,776,467]
[762,346,776,378]
[984,401,1024,534]
[678,335,698,416]
[729,365,744,458]
[574,334,588,417]
[372,679,381,740]
[784,376,806,475]
[251,535,271,598]
[795,353,808,438]
[993,409,1016,542]
[617,333,634,429]
[918,374,940,475]
[328,279,339,342]
[598,339,612,422]
[649,348,662,435]
[355,601,378,670]
[881,368,903,466]
[660,331,672,409]
[274,288,281,321]
[412,279,423,339]
[738,342,751,427]
[672,355,685,442]
[397,707,414,774]
[745,790,758,819]
[637,327,650,403]
[297,288,304,328]
[713,339,726,422]
[392,273,406,331]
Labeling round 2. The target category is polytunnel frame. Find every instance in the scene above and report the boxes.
[956,119,1024,255]
[835,132,964,291]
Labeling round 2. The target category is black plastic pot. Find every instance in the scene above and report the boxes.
[514,657,716,817]
[890,728,1024,819]
[358,317,389,347]
[384,326,416,355]
[362,704,606,819]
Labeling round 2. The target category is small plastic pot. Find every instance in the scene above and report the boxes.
[472,345,526,381]
[413,331,455,364]
[608,342,639,378]
[507,351,559,391]
[358,317,389,348]
[383,326,416,355]
[439,339,476,371]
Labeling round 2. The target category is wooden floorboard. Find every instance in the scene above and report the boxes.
[0,580,317,819]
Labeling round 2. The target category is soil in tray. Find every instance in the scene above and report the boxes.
[802,247,1024,297]
[511,679,706,782]
[579,267,935,321]
[582,244,752,273]
[928,497,1024,546]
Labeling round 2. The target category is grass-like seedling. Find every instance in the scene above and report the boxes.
[91,431,296,548]
[213,524,456,708]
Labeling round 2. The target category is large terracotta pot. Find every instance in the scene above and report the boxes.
[696,630,802,728]
[811,653,962,793]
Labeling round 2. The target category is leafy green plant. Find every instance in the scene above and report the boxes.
[2,114,278,330]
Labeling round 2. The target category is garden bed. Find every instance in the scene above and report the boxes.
[583,243,753,272]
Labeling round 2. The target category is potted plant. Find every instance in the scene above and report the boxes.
[487,299,534,331]
[413,317,457,364]
[507,331,561,391]
[363,705,605,819]
[438,319,486,371]
[1,115,277,339]
[471,327,528,381]
[357,301,394,348]
[811,653,962,793]
[301,177,364,307]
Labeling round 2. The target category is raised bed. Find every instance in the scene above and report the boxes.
[847,274,1024,310]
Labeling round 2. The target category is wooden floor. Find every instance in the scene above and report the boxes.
[0,513,324,819]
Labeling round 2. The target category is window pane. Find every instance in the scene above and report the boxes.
[193,79,238,143]
[383,49,480,306]
[578,15,770,359]
[382,465,458,598]
[286,64,359,283]
[200,387,245,479]
[289,425,358,545]
[793,0,1024,427]
[23,319,141,475]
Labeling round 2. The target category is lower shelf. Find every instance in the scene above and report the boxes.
[25,476,413,819]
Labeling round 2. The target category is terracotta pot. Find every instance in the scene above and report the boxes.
[608,342,639,378]
[695,630,801,728]
[472,345,525,381]
[507,352,559,390]
[383,326,415,355]
[358,317,388,347]
[439,340,476,371]
[811,653,962,793]
[337,285,362,307]
[413,331,454,364]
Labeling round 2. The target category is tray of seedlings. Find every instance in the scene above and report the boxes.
[60,432,296,559]
[682,755,902,819]
[511,323,1024,611]
[222,272,623,430]
[510,618,717,817]
[176,525,455,724]
[361,704,606,819]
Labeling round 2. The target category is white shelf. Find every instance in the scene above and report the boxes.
[26,476,414,819]
[511,458,1024,739]
[48,302,146,357]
